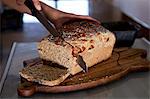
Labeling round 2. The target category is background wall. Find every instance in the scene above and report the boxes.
[89,0,122,22]
[112,0,150,29]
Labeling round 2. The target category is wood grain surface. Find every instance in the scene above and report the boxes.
[17,48,150,97]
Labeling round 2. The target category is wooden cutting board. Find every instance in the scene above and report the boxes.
[17,48,150,96]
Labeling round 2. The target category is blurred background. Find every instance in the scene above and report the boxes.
[0,0,150,79]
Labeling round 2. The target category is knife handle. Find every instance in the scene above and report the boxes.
[24,0,37,16]
[24,0,61,37]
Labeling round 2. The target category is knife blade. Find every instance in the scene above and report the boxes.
[76,55,88,73]
[24,0,62,37]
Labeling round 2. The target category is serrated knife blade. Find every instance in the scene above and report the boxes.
[76,55,88,73]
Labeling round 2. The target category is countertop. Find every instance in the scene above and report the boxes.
[0,38,149,99]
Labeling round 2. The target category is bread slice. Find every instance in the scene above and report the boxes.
[38,20,116,75]
[19,64,70,86]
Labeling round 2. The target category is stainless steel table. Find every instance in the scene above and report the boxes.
[0,38,150,99]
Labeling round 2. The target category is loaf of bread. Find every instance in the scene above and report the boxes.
[20,20,115,86]
[38,20,116,75]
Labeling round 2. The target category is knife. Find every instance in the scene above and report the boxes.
[24,0,88,73]
[24,0,62,37]
[76,55,88,73]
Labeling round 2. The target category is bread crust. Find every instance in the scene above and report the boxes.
[38,31,116,75]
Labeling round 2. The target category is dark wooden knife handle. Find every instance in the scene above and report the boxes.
[24,0,61,37]
[24,0,37,16]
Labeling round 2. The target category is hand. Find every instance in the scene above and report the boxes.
[54,13,100,29]
[41,2,100,29]
[32,0,41,10]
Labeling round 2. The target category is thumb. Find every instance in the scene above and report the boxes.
[32,0,41,10]
[16,0,24,5]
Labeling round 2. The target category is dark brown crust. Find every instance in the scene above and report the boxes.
[60,20,108,40]
[44,20,109,57]
[47,20,108,43]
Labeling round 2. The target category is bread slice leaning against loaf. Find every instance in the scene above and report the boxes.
[19,64,70,86]
[38,20,116,75]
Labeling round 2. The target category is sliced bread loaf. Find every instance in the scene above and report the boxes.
[38,20,116,75]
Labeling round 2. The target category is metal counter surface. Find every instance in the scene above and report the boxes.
[0,38,150,99]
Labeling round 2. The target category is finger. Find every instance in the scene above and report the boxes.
[32,0,41,10]
[70,14,100,24]
[78,16,100,24]
[16,0,24,5]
